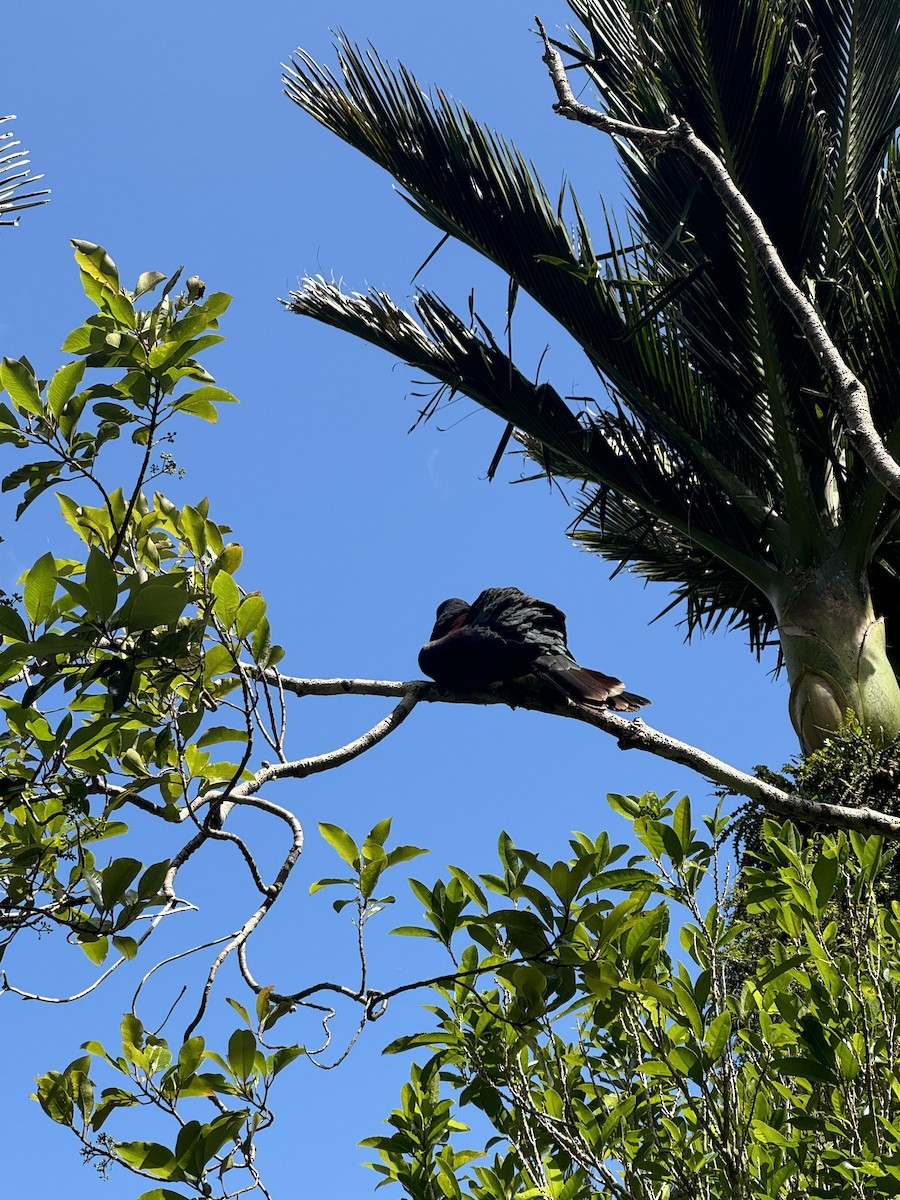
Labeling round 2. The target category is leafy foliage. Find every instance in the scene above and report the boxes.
[368,797,900,1199]
[0,241,282,970]
[35,996,303,1198]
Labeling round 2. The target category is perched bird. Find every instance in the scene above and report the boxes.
[418,586,649,711]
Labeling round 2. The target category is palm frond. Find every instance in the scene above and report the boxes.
[0,116,48,225]
[287,277,779,589]
[287,1,900,642]
[569,481,779,655]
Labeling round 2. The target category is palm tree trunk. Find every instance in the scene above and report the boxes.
[773,571,900,753]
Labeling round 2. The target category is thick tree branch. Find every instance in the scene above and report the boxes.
[253,669,900,839]
[535,19,900,506]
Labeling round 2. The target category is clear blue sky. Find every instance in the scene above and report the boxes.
[3,3,796,1196]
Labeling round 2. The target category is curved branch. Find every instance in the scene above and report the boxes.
[535,19,900,506]
[238,686,423,793]
[182,792,304,1039]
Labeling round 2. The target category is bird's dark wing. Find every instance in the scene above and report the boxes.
[466,587,570,657]
[468,589,650,710]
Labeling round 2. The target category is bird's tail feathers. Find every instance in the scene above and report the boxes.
[608,688,651,712]
[538,662,650,711]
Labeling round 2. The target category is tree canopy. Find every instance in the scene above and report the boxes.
[4,3,900,1198]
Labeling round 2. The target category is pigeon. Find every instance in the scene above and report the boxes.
[418,586,649,711]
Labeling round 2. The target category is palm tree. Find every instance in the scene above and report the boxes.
[283,0,900,755]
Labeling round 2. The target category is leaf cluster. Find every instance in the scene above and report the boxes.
[34,992,302,1200]
[365,795,900,1199]
[0,243,281,971]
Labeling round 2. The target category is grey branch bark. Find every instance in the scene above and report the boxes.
[253,669,900,840]
[535,19,900,506]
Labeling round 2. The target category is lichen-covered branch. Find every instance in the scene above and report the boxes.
[253,668,900,839]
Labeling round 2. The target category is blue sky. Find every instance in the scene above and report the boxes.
[3,3,796,1196]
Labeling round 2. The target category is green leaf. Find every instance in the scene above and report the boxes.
[71,240,120,290]
[211,571,240,626]
[198,1110,246,1161]
[366,817,392,848]
[607,792,642,819]
[177,1036,206,1081]
[137,861,170,900]
[202,644,235,682]
[120,1013,145,1060]
[197,725,248,749]
[251,616,275,665]
[811,852,839,911]
[84,547,118,620]
[386,844,429,868]
[114,1142,178,1177]
[360,859,384,899]
[0,401,21,429]
[634,817,667,858]
[65,718,120,765]
[91,1087,139,1131]
[179,385,238,407]
[47,360,87,417]
[23,552,57,626]
[0,604,28,642]
[704,1010,732,1060]
[773,1056,838,1084]
[101,857,142,908]
[34,1072,74,1125]
[113,936,138,960]
[227,1029,257,1082]
[101,286,137,328]
[134,270,167,299]
[673,795,692,851]
[124,583,190,632]
[269,1045,303,1075]
[198,292,232,319]
[212,543,243,576]
[0,356,42,415]
[319,822,360,868]
[592,867,658,890]
[309,876,353,894]
[235,594,266,641]
[80,937,109,966]
[226,998,252,1027]
[180,504,207,556]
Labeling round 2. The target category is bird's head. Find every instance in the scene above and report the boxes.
[429,597,470,639]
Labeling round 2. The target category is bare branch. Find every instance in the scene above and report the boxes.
[535,18,900,505]
[182,792,304,1039]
